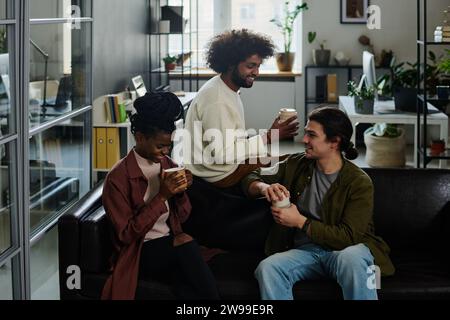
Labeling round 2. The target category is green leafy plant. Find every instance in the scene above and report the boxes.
[438,49,450,75]
[379,51,442,96]
[270,1,308,53]
[307,31,326,50]
[347,80,376,100]
[0,29,6,54]
[365,123,401,138]
[162,55,177,65]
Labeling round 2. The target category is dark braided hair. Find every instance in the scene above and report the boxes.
[308,106,359,160]
[130,91,183,138]
[206,29,275,73]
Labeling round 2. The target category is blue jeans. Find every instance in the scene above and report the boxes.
[255,243,378,300]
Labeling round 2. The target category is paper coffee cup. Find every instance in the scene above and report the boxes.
[163,167,187,188]
[163,166,186,176]
[279,108,298,123]
[273,196,291,208]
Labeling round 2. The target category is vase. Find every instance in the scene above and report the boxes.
[275,52,295,72]
[394,87,417,112]
[364,128,406,167]
[312,49,330,66]
[354,97,374,114]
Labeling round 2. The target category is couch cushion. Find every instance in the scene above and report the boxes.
[378,250,450,299]
[185,178,272,252]
[364,169,450,250]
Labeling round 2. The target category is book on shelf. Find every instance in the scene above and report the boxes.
[315,75,327,102]
[104,94,127,123]
[436,26,450,32]
[434,30,450,37]
[434,36,450,42]
[327,74,338,103]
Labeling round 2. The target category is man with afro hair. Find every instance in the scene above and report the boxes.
[184,29,299,190]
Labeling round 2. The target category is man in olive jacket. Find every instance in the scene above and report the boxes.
[242,106,394,300]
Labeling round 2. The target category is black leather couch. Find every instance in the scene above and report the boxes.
[58,169,450,300]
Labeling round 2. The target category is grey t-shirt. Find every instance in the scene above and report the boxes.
[293,166,339,248]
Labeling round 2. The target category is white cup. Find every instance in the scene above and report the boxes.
[272,196,291,209]
[279,108,298,123]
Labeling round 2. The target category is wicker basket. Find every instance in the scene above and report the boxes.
[364,128,406,167]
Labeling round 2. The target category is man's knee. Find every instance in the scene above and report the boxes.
[335,244,373,271]
[254,256,280,280]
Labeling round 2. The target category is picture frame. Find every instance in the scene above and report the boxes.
[340,0,370,24]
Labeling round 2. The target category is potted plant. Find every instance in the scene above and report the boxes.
[437,49,450,99]
[270,1,308,72]
[163,55,177,71]
[308,31,330,66]
[384,51,440,111]
[364,123,406,167]
[390,59,419,112]
[347,80,376,114]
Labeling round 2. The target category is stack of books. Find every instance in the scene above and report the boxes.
[104,94,127,123]
[435,26,450,42]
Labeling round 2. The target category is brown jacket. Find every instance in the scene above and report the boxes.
[101,150,191,300]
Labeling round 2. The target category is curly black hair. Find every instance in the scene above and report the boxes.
[206,29,275,73]
[130,91,183,138]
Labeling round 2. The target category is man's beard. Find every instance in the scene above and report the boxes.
[231,67,253,88]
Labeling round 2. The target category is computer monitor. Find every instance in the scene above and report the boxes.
[132,75,147,97]
[360,51,378,100]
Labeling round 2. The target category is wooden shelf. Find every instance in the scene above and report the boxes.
[93,122,131,128]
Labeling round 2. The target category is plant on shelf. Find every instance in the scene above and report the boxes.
[437,49,450,86]
[364,123,406,168]
[347,80,376,114]
[270,1,308,71]
[308,31,330,66]
[437,49,450,75]
[163,55,177,71]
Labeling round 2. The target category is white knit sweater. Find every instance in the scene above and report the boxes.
[183,75,266,183]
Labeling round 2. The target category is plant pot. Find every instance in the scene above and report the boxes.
[394,87,417,112]
[312,49,330,66]
[364,128,406,168]
[275,52,295,72]
[436,85,450,100]
[354,98,374,114]
[165,63,176,72]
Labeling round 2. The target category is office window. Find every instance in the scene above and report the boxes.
[29,113,89,233]
[0,24,15,136]
[0,259,13,300]
[29,22,91,129]
[240,3,255,21]
[0,142,16,255]
[30,0,91,19]
[173,0,303,71]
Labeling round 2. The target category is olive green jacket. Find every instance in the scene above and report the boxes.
[242,153,395,276]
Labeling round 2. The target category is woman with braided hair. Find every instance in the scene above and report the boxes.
[101,91,219,300]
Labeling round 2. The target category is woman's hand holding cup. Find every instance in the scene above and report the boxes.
[159,167,188,201]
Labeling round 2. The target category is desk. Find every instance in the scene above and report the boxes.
[339,96,448,167]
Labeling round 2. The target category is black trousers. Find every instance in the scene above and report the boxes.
[139,235,220,300]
